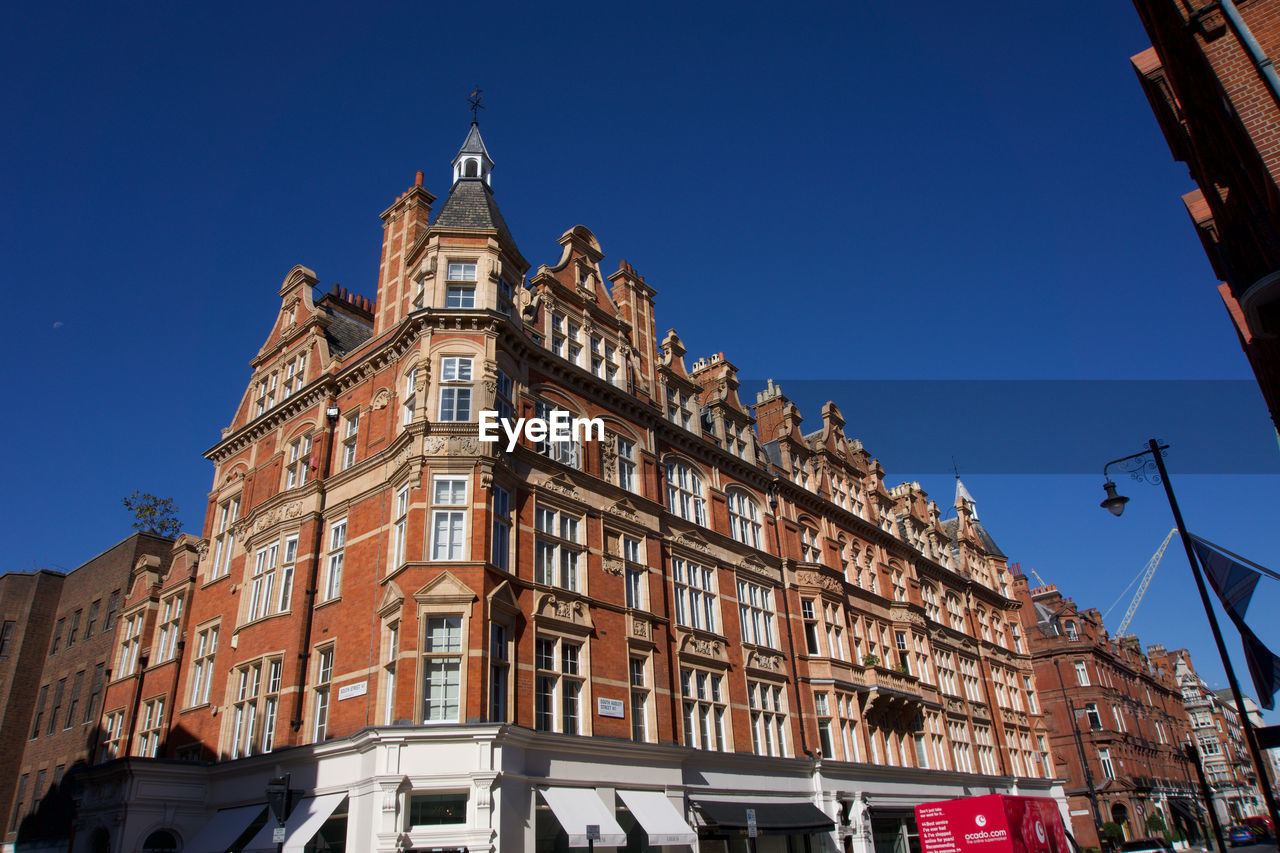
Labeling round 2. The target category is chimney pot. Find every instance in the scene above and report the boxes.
[415,170,424,187]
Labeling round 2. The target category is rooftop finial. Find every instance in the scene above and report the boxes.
[468,86,485,124]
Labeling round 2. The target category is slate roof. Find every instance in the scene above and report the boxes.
[940,516,1007,560]
[432,178,524,263]
[456,122,490,159]
[322,305,372,357]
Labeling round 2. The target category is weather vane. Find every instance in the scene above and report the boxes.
[468,86,485,123]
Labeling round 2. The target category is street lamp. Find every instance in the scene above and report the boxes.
[1099,439,1280,851]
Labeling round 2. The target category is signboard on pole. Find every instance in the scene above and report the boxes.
[746,807,758,838]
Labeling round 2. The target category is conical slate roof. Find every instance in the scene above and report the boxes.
[432,178,524,265]
[456,122,490,159]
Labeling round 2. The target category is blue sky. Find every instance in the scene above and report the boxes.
[3,2,1279,720]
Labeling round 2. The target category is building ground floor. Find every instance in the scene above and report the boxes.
[1063,786,1214,851]
[17,725,1064,853]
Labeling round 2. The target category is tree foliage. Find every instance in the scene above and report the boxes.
[122,491,181,538]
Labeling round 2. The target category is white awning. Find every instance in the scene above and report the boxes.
[540,787,627,848]
[243,792,346,853]
[186,804,266,853]
[618,790,697,846]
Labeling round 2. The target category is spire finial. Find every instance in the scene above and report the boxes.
[467,86,485,124]
[952,455,960,480]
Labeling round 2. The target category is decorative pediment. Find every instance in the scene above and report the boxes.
[604,497,643,523]
[378,582,405,617]
[669,528,713,556]
[487,580,520,619]
[534,592,594,635]
[537,472,580,500]
[734,553,780,583]
[677,630,727,665]
[745,648,785,675]
[795,569,844,595]
[413,571,478,606]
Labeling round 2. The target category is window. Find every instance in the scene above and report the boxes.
[341,412,360,469]
[491,486,511,571]
[249,543,278,620]
[1074,660,1090,686]
[892,571,907,602]
[155,596,184,661]
[285,433,312,489]
[1064,620,1079,640]
[84,601,99,639]
[1099,747,1115,779]
[895,630,909,672]
[623,536,646,609]
[48,678,65,735]
[727,490,762,549]
[278,536,297,611]
[1024,676,1037,714]
[10,775,26,832]
[748,680,788,757]
[667,386,693,428]
[664,459,706,525]
[974,726,997,775]
[1198,734,1220,755]
[30,686,47,738]
[447,261,477,282]
[422,617,463,722]
[211,498,239,579]
[66,610,81,648]
[799,526,820,563]
[960,657,982,701]
[432,473,468,560]
[445,284,475,309]
[615,435,637,493]
[737,580,776,648]
[438,357,473,421]
[282,353,306,398]
[816,692,836,758]
[680,668,728,750]
[85,664,105,724]
[320,520,346,599]
[494,369,515,423]
[535,636,584,734]
[410,793,469,826]
[921,584,940,622]
[630,656,650,742]
[672,557,717,632]
[402,367,418,425]
[801,599,820,654]
[1113,704,1126,733]
[231,663,261,759]
[949,721,974,773]
[313,647,333,741]
[119,614,143,677]
[489,623,509,722]
[946,594,964,630]
[533,400,580,467]
[64,671,84,729]
[255,372,278,416]
[1085,702,1103,729]
[393,486,409,568]
[534,505,582,591]
[190,626,219,706]
[137,697,165,757]
[101,710,126,760]
[50,618,64,655]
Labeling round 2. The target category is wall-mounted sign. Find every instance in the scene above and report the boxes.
[338,681,368,701]
[597,697,625,718]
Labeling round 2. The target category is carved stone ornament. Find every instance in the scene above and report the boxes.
[539,474,579,499]
[679,632,726,662]
[747,650,784,672]
[796,570,843,594]
[372,388,391,410]
[601,556,624,577]
[382,791,398,813]
[606,499,641,522]
[631,618,650,640]
[195,539,210,558]
[601,434,619,482]
[424,435,481,457]
[671,533,712,555]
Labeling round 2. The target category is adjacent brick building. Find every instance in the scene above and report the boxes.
[1146,645,1267,824]
[1131,0,1280,431]
[23,124,1065,853]
[1013,575,1200,850]
[2,533,173,853]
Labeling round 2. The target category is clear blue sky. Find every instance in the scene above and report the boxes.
[3,2,1278,720]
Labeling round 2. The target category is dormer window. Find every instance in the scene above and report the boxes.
[667,388,692,428]
[550,313,583,366]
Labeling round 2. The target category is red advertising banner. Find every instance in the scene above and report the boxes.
[916,795,1070,853]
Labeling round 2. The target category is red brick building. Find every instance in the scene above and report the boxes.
[1131,0,1280,431]
[1013,574,1199,850]
[21,124,1062,853]
[2,533,172,852]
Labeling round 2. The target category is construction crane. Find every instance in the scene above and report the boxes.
[1028,568,1050,587]
[1107,528,1177,635]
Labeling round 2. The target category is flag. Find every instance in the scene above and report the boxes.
[1192,539,1261,621]
[1191,538,1280,711]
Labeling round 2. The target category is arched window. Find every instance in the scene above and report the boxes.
[142,830,178,853]
[464,158,479,177]
[946,594,964,631]
[921,584,940,622]
[664,458,706,525]
[799,524,821,563]
[726,489,761,549]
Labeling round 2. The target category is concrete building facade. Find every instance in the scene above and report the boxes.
[12,124,1064,853]
[1012,576,1200,850]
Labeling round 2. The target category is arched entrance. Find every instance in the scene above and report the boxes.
[1111,803,1130,840]
[141,829,178,853]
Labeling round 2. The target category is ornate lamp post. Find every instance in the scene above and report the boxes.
[1099,439,1280,851]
